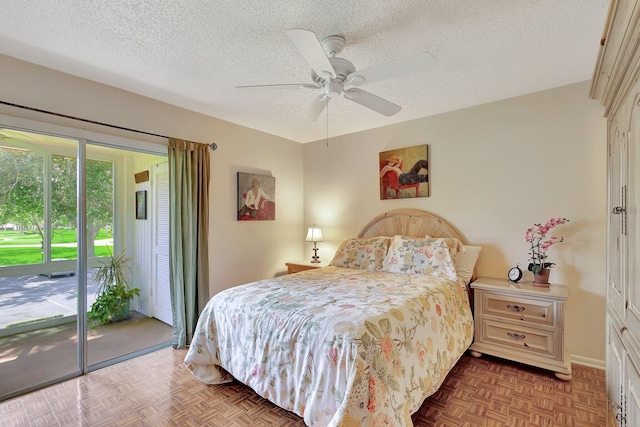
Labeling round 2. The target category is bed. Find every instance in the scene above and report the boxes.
[184,209,479,426]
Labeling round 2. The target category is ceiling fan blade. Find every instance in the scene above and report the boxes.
[236,83,320,91]
[286,29,336,79]
[345,52,436,86]
[302,94,329,123]
[343,88,401,117]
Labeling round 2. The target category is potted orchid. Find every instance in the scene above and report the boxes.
[525,217,569,284]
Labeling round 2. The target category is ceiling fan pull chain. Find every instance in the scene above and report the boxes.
[326,100,329,147]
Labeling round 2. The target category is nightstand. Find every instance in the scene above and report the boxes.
[469,277,572,380]
[285,260,328,274]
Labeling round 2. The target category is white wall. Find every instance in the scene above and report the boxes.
[0,54,306,298]
[303,81,607,364]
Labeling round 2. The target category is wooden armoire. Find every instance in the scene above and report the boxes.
[591,1,640,425]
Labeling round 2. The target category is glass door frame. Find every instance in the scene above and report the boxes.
[77,141,88,373]
[0,113,167,400]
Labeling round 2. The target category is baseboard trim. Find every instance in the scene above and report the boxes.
[571,354,605,370]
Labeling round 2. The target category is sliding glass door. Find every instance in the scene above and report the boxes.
[84,142,172,370]
[0,129,82,399]
[0,124,171,401]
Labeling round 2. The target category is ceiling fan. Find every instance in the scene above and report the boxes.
[236,29,436,122]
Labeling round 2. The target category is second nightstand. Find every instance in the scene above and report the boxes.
[469,277,572,380]
[285,260,328,274]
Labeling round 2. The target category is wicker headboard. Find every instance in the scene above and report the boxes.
[358,209,475,282]
[358,209,468,243]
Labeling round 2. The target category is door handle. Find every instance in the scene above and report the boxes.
[612,206,625,214]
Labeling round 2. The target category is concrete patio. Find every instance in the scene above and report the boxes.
[0,272,98,330]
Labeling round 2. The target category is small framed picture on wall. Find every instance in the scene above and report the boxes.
[135,190,147,220]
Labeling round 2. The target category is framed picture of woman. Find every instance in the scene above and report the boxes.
[237,173,276,221]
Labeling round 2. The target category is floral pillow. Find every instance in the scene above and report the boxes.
[330,237,391,271]
[382,235,462,280]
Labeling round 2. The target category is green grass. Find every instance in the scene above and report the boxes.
[50,229,81,244]
[0,228,111,246]
[0,245,112,266]
[0,230,42,245]
[0,228,112,266]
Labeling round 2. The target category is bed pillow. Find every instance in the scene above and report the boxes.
[382,235,461,280]
[330,236,391,271]
[455,245,482,284]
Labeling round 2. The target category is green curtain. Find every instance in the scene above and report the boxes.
[168,138,210,348]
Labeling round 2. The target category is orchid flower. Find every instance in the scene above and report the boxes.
[525,218,569,274]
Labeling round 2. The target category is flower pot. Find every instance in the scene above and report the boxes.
[111,298,131,322]
[533,269,551,287]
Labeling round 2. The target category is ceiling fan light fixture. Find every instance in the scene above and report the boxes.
[325,79,343,98]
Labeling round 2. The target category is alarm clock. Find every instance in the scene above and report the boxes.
[508,264,523,283]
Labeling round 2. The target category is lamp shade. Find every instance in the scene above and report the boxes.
[305,226,324,242]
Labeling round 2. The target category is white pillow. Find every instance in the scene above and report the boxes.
[456,245,482,284]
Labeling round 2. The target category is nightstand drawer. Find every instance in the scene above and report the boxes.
[481,292,555,327]
[479,319,556,358]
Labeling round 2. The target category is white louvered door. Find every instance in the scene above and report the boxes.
[152,163,172,325]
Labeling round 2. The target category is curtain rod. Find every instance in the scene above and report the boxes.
[0,99,218,150]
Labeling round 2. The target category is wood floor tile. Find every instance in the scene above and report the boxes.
[0,348,606,426]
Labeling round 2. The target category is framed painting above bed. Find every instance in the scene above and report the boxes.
[379,144,429,200]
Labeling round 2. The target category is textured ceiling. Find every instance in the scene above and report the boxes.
[0,1,608,143]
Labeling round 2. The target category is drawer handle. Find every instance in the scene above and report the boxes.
[507,332,526,340]
[506,304,525,312]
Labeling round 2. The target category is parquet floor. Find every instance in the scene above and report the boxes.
[0,347,606,427]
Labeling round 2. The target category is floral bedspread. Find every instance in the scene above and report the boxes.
[184,266,473,427]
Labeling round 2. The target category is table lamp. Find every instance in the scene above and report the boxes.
[305,225,324,263]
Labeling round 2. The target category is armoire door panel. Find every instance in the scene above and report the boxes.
[626,348,640,427]
[625,97,640,346]
[608,126,625,317]
[608,320,625,427]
